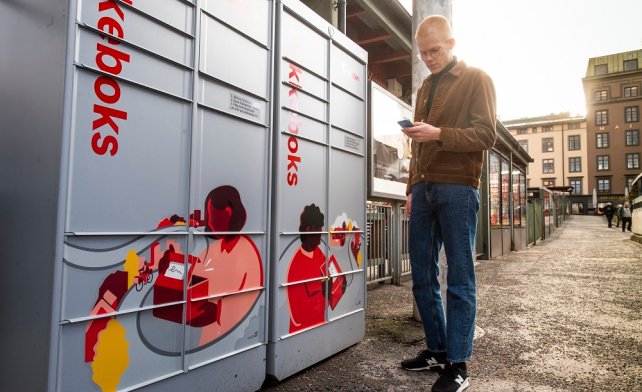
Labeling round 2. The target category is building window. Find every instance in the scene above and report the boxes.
[516,128,527,135]
[625,106,639,122]
[596,132,609,148]
[569,178,582,195]
[626,177,635,190]
[568,135,581,150]
[626,153,640,169]
[518,139,528,153]
[594,64,608,75]
[569,157,582,172]
[531,127,538,133]
[543,126,553,132]
[624,59,638,71]
[625,130,639,146]
[597,155,610,171]
[596,110,608,125]
[542,137,554,152]
[597,177,611,193]
[543,159,554,174]
[624,86,639,97]
[567,122,581,130]
[594,90,607,101]
[542,178,556,187]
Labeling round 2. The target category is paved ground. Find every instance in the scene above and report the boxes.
[261,215,642,391]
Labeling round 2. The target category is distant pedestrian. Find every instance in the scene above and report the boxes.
[603,202,615,227]
[620,202,632,232]
[614,204,622,227]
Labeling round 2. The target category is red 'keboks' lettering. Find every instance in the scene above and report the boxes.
[286,64,303,186]
[91,0,132,156]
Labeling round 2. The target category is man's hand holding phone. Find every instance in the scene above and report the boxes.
[400,121,441,142]
[397,119,415,128]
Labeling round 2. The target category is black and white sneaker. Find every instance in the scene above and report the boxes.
[431,362,469,392]
[400,350,446,371]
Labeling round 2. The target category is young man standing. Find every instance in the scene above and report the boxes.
[400,15,497,392]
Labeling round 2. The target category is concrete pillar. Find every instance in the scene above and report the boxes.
[411,0,452,322]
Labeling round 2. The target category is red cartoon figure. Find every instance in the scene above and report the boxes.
[191,186,263,345]
[286,204,346,334]
[152,186,263,345]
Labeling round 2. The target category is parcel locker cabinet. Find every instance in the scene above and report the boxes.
[2,1,274,391]
[267,0,368,381]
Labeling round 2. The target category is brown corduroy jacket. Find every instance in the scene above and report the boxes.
[406,60,497,194]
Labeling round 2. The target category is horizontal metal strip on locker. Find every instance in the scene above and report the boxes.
[278,276,326,288]
[60,298,185,324]
[280,106,329,127]
[282,56,328,84]
[279,130,330,149]
[331,81,366,102]
[330,122,366,138]
[192,230,266,235]
[280,230,364,235]
[282,81,329,108]
[200,8,270,51]
[65,231,189,236]
[328,308,365,323]
[197,101,269,128]
[281,3,331,40]
[281,80,329,105]
[187,342,264,371]
[330,143,366,158]
[78,22,195,71]
[328,269,364,279]
[110,0,196,38]
[199,71,270,103]
[174,0,196,6]
[190,286,265,302]
[75,62,194,103]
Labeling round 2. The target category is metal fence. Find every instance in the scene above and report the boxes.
[366,202,411,285]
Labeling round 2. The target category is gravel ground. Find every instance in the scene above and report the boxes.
[261,215,642,391]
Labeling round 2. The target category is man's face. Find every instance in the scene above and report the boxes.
[416,34,453,74]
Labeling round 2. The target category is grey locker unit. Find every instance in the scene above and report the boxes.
[267,0,368,381]
[2,0,274,391]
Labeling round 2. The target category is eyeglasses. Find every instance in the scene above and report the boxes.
[417,45,444,60]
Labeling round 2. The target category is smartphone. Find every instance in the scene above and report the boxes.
[397,119,414,128]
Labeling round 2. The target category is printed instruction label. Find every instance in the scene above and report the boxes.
[344,135,361,152]
[229,92,260,119]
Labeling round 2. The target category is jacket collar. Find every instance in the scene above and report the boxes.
[428,57,464,81]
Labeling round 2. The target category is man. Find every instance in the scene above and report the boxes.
[615,204,623,227]
[603,202,615,227]
[620,202,632,232]
[400,15,496,392]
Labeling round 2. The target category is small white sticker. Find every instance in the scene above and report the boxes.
[165,262,185,280]
[328,260,339,276]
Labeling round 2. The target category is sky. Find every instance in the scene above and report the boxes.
[398,0,642,121]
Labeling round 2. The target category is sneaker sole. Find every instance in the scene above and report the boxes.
[456,379,470,392]
[401,364,445,372]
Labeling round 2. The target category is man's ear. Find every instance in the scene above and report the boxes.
[447,37,456,50]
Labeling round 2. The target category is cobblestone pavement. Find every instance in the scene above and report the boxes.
[261,215,642,391]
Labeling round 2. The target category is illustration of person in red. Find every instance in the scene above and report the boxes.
[153,185,263,347]
[191,186,263,345]
[287,204,346,333]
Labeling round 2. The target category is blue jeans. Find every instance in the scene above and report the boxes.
[409,181,479,363]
